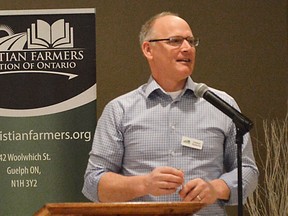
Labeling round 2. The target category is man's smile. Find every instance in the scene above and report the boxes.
[176,58,191,63]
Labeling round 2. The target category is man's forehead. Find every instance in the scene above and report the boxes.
[154,15,181,25]
[152,15,192,36]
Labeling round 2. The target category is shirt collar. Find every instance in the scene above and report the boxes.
[144,76,197,98]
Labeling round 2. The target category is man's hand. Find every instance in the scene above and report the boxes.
[179,178,224,204]
[144,166,184,196]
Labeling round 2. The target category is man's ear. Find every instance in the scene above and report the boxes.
[141,41,153,60]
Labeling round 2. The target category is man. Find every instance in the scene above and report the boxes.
[82,12,259,215]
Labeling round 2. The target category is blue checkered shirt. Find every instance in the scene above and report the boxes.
[82,76,258,216]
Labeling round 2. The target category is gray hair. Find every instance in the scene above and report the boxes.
[139,12,179,46]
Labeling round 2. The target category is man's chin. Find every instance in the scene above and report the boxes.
[177,69,192,77]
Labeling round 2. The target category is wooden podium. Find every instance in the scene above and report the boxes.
[34,202,204,216]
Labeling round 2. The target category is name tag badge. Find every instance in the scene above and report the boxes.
[181,136,203,150]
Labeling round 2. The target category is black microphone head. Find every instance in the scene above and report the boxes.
[194,83,209,98]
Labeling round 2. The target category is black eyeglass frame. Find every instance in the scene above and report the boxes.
[148,36,200,47]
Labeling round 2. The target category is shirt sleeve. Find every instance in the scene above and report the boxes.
[82,100,124,202]
[219,100,259,205]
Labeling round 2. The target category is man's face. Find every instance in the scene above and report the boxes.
[145,16,196,85]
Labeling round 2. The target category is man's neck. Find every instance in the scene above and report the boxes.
[153,76,187,92]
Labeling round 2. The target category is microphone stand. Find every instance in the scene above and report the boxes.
[194,83,253,215]
[233,119,253,216]
[236,127,244,216]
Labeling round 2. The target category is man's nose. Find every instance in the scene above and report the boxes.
[181,39,193,51]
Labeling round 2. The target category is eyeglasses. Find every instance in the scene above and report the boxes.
[148,36,200,47]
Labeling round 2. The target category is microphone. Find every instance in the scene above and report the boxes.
[194,83,253,134]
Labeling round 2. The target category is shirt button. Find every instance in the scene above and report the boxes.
[170,150,176,156]
[171,125,176,130]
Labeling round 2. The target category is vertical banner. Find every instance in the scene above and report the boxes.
[0,9,96,216]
